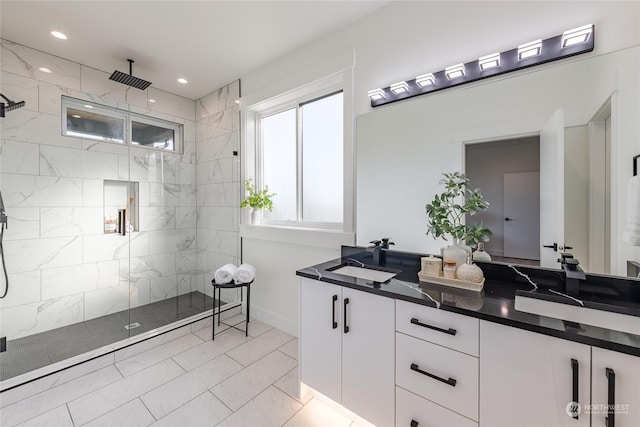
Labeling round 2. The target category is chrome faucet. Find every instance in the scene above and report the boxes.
[558,253,586,297]
[367,238,395,265]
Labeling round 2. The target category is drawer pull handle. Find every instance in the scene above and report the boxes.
[332,295,338,329]
[410,317,457,336]
[605,368,615,427]
[410,420,419,427]
[410,363,457,387]
[571,358,579,420]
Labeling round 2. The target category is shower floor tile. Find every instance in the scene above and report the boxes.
[0,291,217,381]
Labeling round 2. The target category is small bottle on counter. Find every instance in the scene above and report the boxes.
[472,242,492,262]
[443,260,457,279]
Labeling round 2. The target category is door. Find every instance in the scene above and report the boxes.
[591,347,640,427]
[539,109,565,268]
[480,321,591,427]
[299,278,342,403]
[504,172,540,260]
[341,287,395,427]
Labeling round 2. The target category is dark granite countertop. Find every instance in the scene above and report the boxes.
[296,246,640,357]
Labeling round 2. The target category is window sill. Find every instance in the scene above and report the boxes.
[240,223,355,250]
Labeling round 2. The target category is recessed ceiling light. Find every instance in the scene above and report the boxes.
[177,78,188,84]
[38,67,53,73]
[148,99,156,103]
[84,104,93,109]
[72,114,81,119]
[235,99,240,104]
[50,31,67,40]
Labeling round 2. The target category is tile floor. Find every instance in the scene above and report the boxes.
[0,315,359,427]
[1,291,217,381]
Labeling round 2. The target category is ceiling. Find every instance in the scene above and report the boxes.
[0,1,389,100]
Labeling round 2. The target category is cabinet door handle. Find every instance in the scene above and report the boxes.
[410,420,419,427]
[605,368,615,427]
[410,317,457,336]
[331,295,338,329]
[410,363,456,387]
[343,298,350,334]
[571,358,579,420]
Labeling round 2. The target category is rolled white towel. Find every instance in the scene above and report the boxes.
[214,263,237,284]
[233,263,256,284]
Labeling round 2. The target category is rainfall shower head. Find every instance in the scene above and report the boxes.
[0,94,26,117]
[109,59,152,90]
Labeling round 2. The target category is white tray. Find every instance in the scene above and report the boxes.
[417,271,484,292]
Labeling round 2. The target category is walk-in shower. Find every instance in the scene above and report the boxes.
[0,55,242,387]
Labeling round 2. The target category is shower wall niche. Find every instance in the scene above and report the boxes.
[104,180,139,234]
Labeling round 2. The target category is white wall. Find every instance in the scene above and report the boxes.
[239,1,640,334]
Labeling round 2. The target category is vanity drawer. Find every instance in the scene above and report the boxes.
[396,386,477,427]
[396,332,479,421]
[396,299,479,356]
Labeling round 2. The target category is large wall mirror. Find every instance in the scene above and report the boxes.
[356,46,639,277]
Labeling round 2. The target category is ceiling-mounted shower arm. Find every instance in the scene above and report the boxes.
[109,59,152,90]
[0,93,26,117]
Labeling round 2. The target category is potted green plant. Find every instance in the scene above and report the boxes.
[240,178,276,224]
[425,172,492,264]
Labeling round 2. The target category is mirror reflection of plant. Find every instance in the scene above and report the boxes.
[425,171,492,247]
[240,178,276,211]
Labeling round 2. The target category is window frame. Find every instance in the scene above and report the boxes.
[62,96,183,154]
[254,84,344,230]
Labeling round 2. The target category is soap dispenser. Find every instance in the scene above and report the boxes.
[456,254,484,283]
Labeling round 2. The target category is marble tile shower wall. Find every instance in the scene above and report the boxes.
[195,82,241,300]
[0,39,200,340]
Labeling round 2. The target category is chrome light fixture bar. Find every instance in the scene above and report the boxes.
[368,24,595,107]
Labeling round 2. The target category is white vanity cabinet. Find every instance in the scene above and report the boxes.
[299,277,395,427]
[479,321,591,427]
[591,347,640,427]
[396,300,479,426]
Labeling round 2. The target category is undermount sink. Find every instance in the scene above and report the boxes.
[331,265,397,283]
[515,293,640,335]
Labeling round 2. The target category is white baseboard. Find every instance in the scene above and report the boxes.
[249,304,299,337]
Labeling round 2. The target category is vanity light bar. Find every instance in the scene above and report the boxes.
[479,53,500,70]
[415,73,436,87]
[390,81,409,94]
[517,39,542,60]
[369,24,594,108]
[445,64,466,80]
[368,88,386,101]
[561,24,593,48]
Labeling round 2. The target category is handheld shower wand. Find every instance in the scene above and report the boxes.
[0,93,26,118]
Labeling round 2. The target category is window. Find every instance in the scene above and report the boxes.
[62,96,182,153]
[259,90,343,227]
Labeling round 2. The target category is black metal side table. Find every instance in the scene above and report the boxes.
[211,279,252,340]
